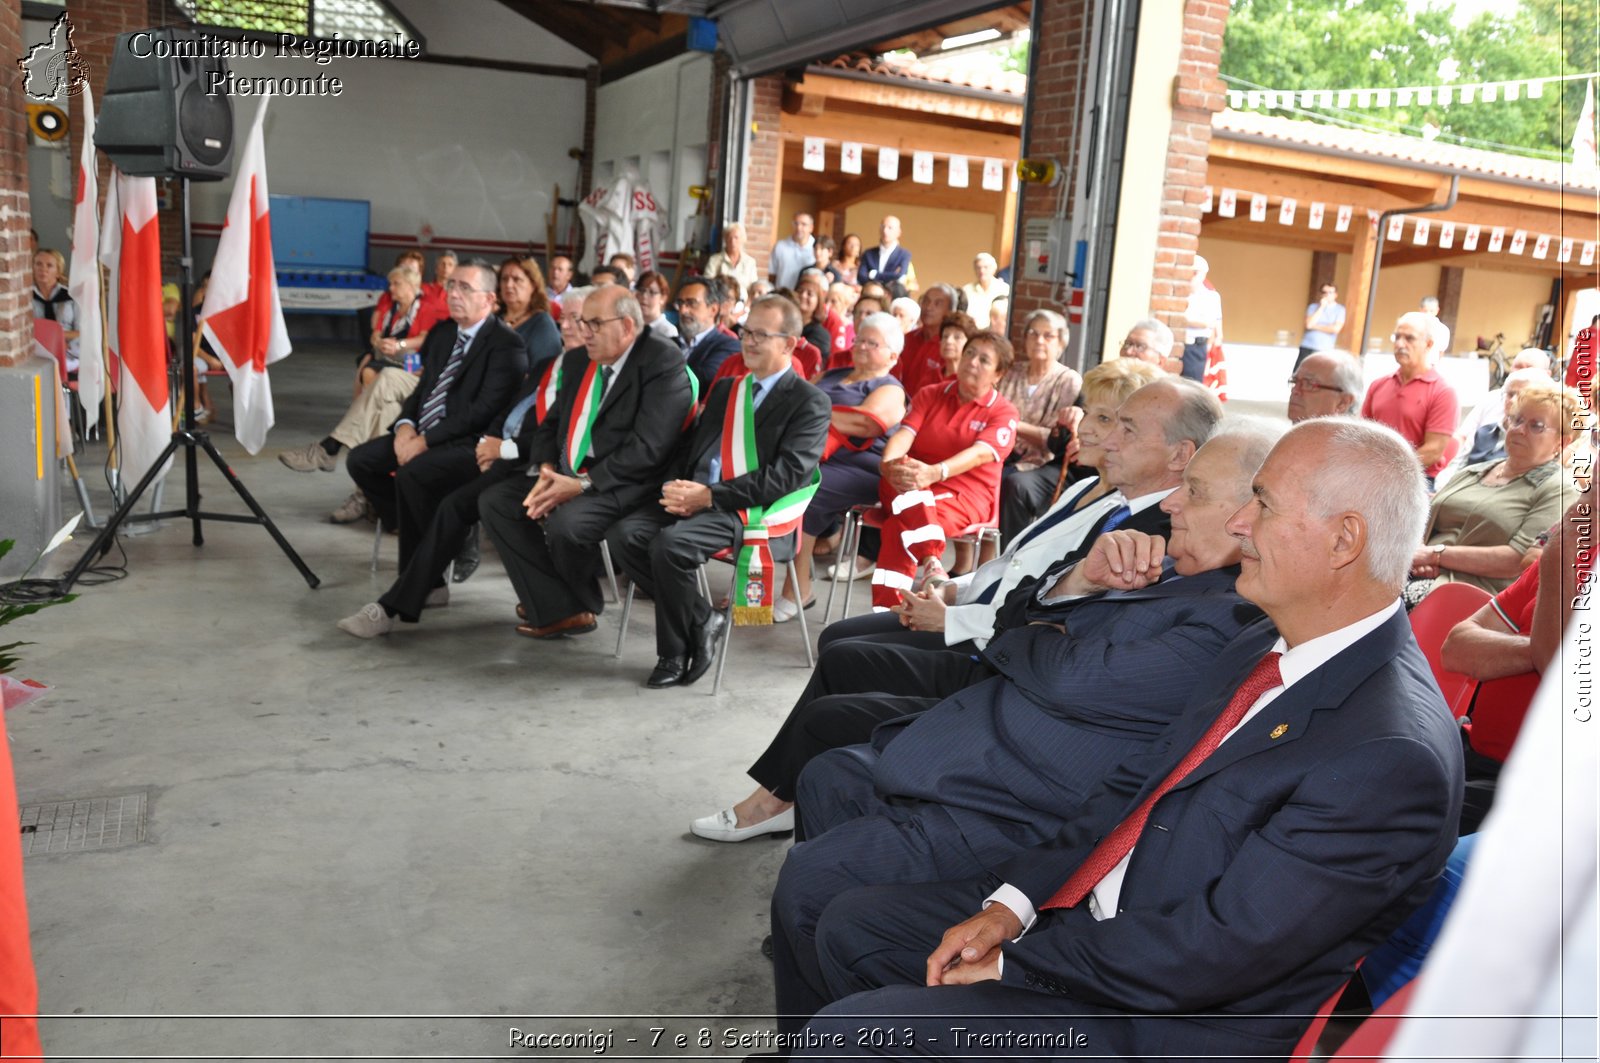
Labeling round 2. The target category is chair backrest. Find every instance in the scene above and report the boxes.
[1408,582,1494,718]
[1464,669,1543,762]
[1330,977,1418,1058]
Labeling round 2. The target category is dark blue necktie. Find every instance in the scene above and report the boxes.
[1100,504,1133,532]
[972,499,1129,606]
[418,331,471,432]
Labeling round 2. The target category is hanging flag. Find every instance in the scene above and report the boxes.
[68,85,104,429]
[1227,90,1244,109]
[1532,233,1550,259]
[1278,197,1297,225]
[199,98,293,455]
[840,142,862,175]
[911,151,934,184]
[981,158,1004,191]
[1488,227,1505,252]
[1249,193,1267,222]
[1308,202,1325,229]
[1464,224,1481,251]
[1582,241,1597,266]
[1573,79,1598,172]
[877,147,899,181]
[1387,215,1405,241]
[1412,219,1430,245]
[1482,84,1498,103]
[948,155,968,188]
[1509,229,1527,255]
[1218,188,1237,218]
[99,170,171,489]
[1335,204,1352,232]
[1440,222,1456,249]
[1376,89,1391,108]
[1201,185,1214,212]
[1560,237,1575,263]
[801,137,825,172]
[1503,82,1519,102]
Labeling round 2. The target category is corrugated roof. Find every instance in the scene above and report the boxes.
[819,52,1027,98]
[1213,109,1600,191]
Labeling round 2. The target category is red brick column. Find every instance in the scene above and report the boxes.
[0,1,32,368]
[1149,0,1229,343]
[743,75,784,277]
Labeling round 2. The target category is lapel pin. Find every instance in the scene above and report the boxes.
[1269,723,1289,740]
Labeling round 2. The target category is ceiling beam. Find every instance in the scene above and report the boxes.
[792,72,1024,126]
[1203,159,1431,216]
[779,110,1018,162]
[1208,138,1443,191]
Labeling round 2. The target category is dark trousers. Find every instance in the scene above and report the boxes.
[607,505,744,658]
[804,449,883,539]
[1295,345,1319,370]
[1181,338,1209,380]
[747,635,991,803]
[478,476,629,624]
[816,611,950,655]
[999,462,1061,546]
[377,460,521,621]
[347,436,481,572]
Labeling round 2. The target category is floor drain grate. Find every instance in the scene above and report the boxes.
[19,792,147,855]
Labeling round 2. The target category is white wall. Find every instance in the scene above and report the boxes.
[593,52,715,253]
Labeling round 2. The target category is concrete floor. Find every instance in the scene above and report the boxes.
[17,346,821,1060]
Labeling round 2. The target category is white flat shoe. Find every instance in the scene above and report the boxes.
[690,806,795,842]
[337,602,392,639]
[772,596,799,623]
[825,559,875,582]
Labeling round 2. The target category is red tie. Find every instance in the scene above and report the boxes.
[1041,651,1284,912]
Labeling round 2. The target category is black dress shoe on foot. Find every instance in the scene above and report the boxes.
[760,934,774,961]
[646,656,687,688]
[451,525,481,583]
[682,610,727,686]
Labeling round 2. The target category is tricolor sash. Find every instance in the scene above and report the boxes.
[534,359,562,425]
[563,360,607,472]
[720,375,822,625]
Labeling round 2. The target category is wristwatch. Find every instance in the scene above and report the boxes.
[577,473,593,493]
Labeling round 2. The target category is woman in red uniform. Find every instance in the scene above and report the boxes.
[869,330,1018,609]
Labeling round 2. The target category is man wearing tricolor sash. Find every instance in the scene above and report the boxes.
[609,296,831,688]
[478,286,692,639]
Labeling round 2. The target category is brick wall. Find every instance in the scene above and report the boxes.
[1149,0,1229,341]
[0,0,31,368]
[743,75,784,279]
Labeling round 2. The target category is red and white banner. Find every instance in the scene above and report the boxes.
[99,171,171,489]
[200,98,292,455]
[1308,201,1324,229]
[68,86,104,428]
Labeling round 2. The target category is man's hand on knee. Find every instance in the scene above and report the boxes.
[924,903,1019,986]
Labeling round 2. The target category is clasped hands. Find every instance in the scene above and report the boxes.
[1053,529,1168,598]
[392,424,428,466]
[659,479,713,517]
[523,463,584,520]
[1408,546,1442,580]
[893,584,951,632]
[883,455,939,493]
[924,902,1023,986]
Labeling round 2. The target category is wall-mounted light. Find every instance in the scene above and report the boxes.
[1015,158,1062,186]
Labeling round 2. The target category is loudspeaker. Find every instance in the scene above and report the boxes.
[96,28,233,181]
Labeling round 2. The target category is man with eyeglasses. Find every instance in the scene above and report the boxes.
[1116,319,1175,371]
[607,295,831,688]
[674,278,742,392]
[1360,311,1459,488]
[1295,283,1346,370]
[342,260,529,624]
[1286,351,1362,423]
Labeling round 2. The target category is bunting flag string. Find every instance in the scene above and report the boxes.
[1225,70,1599,113]
[783,136,1016,191]
[1200,183,1595,266]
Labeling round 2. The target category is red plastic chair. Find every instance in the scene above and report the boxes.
[1464,669,1542,763]
[1330,977,1418,1058]
[1408,582,1493,718]
[1288,977,1354,1061]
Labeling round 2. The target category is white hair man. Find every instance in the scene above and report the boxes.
[1361,310,1459,486]
[1287,351,1363,422]
[1118,318,1176,369]
[960,251,1009,325]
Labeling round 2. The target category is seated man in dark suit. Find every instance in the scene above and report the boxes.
[477,285,693,639]
[608,295,831,688]
[788,419,1464,1062]
[345,258,528,580]
[675,278,742,393]
[769,424,1276,1008]
[691,377,1224,841]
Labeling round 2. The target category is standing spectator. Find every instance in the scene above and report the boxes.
[703,221,759,296]
[1421,295,1452,355]
[768,212,816,290]
[813,234,839,283]
[960,252,1010,326]
[1362,311,1459,487]
[633,270,678,343]
[1182,254,1222,381]
[860,215,912,293]
[833,233,864,288]
[1296,282,1346,369]
[893,284,958,397]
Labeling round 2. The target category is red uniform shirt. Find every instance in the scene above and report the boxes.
[900,381,1018,506]
[1360,368,1458,477]
[894,327,947,396]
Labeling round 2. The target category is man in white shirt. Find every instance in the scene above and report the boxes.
[959,252,1009,325]
[767,212,816,290]
[781,419,1464,1061]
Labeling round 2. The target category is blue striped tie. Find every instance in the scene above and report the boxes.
[418,331,471,432]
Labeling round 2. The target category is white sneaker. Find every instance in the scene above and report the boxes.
[424,585,449,608]
[337,603,393,638]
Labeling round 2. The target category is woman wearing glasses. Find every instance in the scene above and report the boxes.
[1405,383,1585,604]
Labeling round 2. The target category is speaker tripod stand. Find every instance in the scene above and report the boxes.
[60,177,319,593]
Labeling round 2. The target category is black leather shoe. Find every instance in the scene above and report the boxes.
[682,610,727,686]
[646,656,687,688]
[451,524,480,583]
[760,934,774,961]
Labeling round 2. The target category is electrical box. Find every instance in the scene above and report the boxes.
[1022,218,1066,284]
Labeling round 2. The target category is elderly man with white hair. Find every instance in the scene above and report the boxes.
[703,220,759,296]
[1117,318,1176,370]
[1361,310,1460,487]
[960,252,1009,326]
[1287,350,1363,422]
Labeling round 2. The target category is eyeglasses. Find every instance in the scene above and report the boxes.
[1505,413,1555,434]
[577,316,625,333]
[1286,376,1343,394]
[443,280,493,295]
[742,327,795,346]
[856,337,888,351]
[1121,339,1152,353]
[1023,329,1057,341]
[636,287,667,299]
[675,297,707,309]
